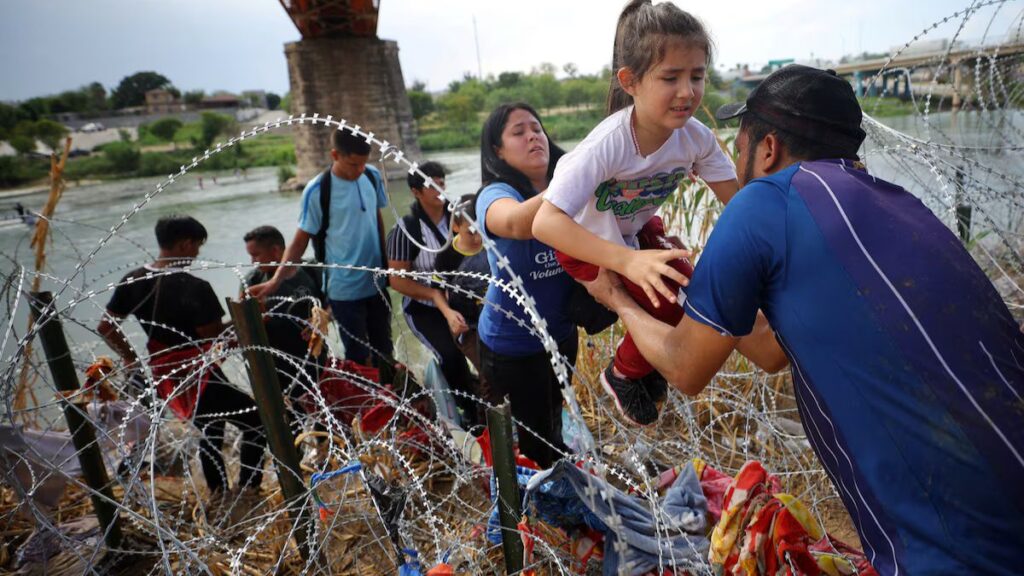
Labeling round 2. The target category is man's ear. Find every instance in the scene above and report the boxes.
[616,67,637,97]
[759,133,785,175]
[330,149,341,163]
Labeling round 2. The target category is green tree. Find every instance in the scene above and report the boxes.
[18,98,50,121]
[9,133,36,156]
[280,92,292,114]
[408,89,434,120]
[197,112,234,149]
[51,90,89,115]
[485,84,535,110]
[497,71,523,89]
[562,78,590,109]
[33,119,69,151]
[563,62,579,78]
[530,73,562,110]
[437,92,478,126]
[103,141,140,172]
[10,121,39,155]
[407,80,434,119]
[0,102,28,140]
[184,90,205,106]
[149,117,183,142]
[86,82,108,112]
[533,62,558,76]
[587,76,609,107]
[708,67,725,90]
[266,92,282,110]
[455,78,487,111]
[111,71,172,109]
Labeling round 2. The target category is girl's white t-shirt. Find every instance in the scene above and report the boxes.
[544,105,736,247]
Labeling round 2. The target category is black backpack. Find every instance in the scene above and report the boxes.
[308,166,387,298]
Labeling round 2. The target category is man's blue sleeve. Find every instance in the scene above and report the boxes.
[684,182,780,337]
[297,175,322,235]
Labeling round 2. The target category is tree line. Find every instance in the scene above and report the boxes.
[408,63,614,127]
[1,71,282,146]
[409,63,730,150]
[410,63,728,125]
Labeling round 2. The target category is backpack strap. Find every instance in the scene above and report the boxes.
[313,167,333,263]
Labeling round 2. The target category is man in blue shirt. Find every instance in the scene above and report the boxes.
[586,65,1024,574]
[251,128,393,366]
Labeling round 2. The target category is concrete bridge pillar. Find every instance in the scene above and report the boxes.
[285,37,421,183]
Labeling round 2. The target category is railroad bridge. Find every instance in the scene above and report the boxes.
[279,0,420,182]
[738,39,1024,108]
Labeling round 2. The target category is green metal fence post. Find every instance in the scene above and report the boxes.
[29,291,123,548]
[487,400,524,574]
[227,297,313,562]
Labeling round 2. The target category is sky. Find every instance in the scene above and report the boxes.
[1,0,1021,102]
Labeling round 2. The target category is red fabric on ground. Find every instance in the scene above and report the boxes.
[306,358,394,430]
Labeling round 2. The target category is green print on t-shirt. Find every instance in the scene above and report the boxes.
[593,167,690,219]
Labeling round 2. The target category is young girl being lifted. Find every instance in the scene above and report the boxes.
[533,0,738,426]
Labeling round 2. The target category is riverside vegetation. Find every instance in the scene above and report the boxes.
[1,63,922,190]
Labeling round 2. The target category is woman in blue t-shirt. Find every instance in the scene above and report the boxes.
[474,102,577,467]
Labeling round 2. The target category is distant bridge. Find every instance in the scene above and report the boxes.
[278,0,420,183]
[738,40,1024,105]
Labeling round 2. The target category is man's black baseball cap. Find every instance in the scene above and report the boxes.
[715,64,866,150]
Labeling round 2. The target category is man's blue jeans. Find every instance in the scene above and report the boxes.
[329,293,394,365]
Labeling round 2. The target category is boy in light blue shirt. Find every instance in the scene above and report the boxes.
[250,129,392,365]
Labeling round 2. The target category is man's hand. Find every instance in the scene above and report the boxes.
[619,248,691,308]
[442,308,469,336]
[583,268,631,311]
[247,278,279,300]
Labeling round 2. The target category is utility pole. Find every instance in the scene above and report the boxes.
[473,15,483,80]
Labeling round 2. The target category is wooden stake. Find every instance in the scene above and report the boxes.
[15,136,73,418]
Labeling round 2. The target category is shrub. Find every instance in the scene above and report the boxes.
[139,152,187,177]
[277,165,295,186]
[0,156,49,187]
[103,141,140,173]
[149,117,183,142]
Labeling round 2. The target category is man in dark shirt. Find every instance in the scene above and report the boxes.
[242,225,322,428]
[98,215,266,495]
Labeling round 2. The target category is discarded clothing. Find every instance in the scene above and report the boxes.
[523,460,710,576]
[710,461,877,576]
[0,400,151,510]
[304,358,394,430]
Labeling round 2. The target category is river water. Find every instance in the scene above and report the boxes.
[1,110,1021,369]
